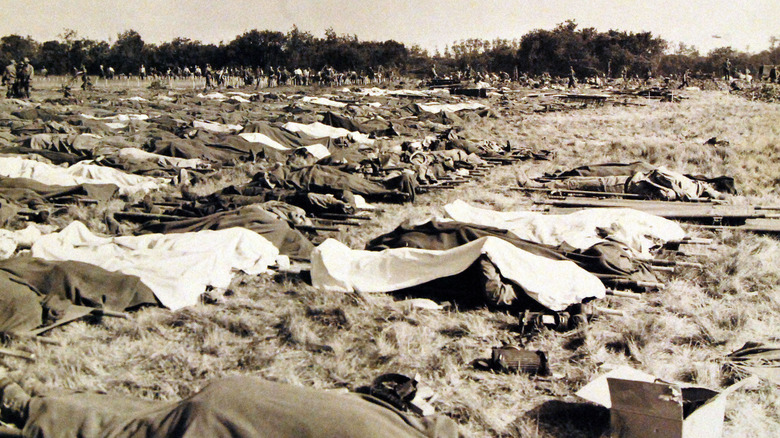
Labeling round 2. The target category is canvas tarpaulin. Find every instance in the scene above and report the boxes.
[192,120,243,133]
[321,111,397,137]
[19,133,103,157]
[540,162,735,199]
[443,200,685,257]
[21,376,458,438]
[0,176,119,203]
[148,133,258,163]
[312,236,605,311]
[239,121,335,161]
[365,220,657,284]
[114,147,209,170]
[175,186,361,216]
[31,221,280,310]
[543,162,656,179]
[0,257,158,334]
[0,156,164,196]
[261,164,405,199]
[0,146,83,165]
[282,121,374,144]
[137,205,315,260]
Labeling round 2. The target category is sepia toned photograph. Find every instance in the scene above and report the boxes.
[0,1,778,436]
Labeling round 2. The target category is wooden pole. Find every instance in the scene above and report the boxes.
[610,278,665,289]
[606,289,642,299]
[92,309,129,319]
[314,219,360,226]
[114,212,188,222]
[0,348,34,361]
[295,224,340,232]
[316,213,372,221]
[513,186,645,199]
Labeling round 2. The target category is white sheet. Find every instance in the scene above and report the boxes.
[226,91,256,99]
[81,113,149,131]
[417,102,486,113]
[80,114,149,123]
[301,96,348,108]
[0,156,165,195]
[301,144,331,160]
[311,237,605,311]
[0,225,49,259]
[282,122,374,144]
[352,88,446,98]
[31,222,280,310]
[238,132,291,151]
[197,92,228,101]
[443,200,685,257]
[193,120,243,133]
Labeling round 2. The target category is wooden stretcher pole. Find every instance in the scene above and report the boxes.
[92,309,129,319]
[667,237,713,245]
[606,289,643,299]
[295,224,340,232]
[512,186,645,199]
[419,185,456,190]
[317,213,371,221]
[114,212,188,222]
[594,307,625,316]
[610,278,665,289]
[648,259,704,269]
[0,347,34,361]
[313,219,360,226]
[19,335,61,346]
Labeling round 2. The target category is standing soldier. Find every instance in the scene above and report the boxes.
[17,58,34,99]
[567,65,576,88]
[2,60,16,98]
[770,65,778,84]
[679,69,690,88]
[204,64,214,90]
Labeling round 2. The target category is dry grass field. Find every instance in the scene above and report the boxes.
[3,80,780,437]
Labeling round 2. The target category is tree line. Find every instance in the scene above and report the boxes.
[1,22,778,79]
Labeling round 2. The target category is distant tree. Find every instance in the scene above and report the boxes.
[515,21,666,78]
[0,35,38,66]
[38,40,69,74]
[284,26,315,67]
[109,30,145,74]
[226,29,285,68]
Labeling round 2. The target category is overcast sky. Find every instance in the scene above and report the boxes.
[1,0,777,54]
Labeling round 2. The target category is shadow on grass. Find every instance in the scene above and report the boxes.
[524,400,610,438]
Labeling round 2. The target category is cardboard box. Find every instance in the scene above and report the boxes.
[576,366,755,438]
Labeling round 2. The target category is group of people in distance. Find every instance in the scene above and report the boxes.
[1,58,34,99]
